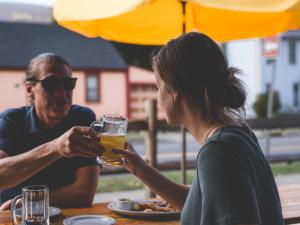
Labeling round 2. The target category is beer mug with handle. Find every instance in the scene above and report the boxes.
[11,185,49,225]
[91,115,128,166]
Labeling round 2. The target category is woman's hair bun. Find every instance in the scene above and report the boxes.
[209,67,246,109]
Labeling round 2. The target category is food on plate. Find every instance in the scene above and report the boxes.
[132,201,178,213]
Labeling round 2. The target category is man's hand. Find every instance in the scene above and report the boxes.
[0,199,12,211]
[52,126,104,158]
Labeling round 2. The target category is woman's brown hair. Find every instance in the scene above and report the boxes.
[153,32,246,125]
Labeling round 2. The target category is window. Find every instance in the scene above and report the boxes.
[266,83,270,93]
[289,41,296,64]
[294,83,299,107]
[266,59,275,64]
[86,74,99,102]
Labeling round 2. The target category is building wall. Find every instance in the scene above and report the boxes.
[129,66,155,84]
[0,67,166,121]
[72,71,127,119]
[128,66,164,120]
[0,70,128,120]
[262,39,300,112]
[226,39,262,117]
[227,34,300,115]
[98,71,127,118]
[0,70,26,112]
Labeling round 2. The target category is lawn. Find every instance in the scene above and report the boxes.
[271,161,300,176]
[97,161,300,193]
[97,170,196,193]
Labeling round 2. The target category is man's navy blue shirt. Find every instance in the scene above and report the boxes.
[0,105,98,203]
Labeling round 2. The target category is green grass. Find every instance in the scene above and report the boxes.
[98,175,144,193]
[97,170,196,193]
[271,161,300,176]
[97,162,300,193]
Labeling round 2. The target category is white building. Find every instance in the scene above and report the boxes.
[226,39,262,117]
[225,30,300,117]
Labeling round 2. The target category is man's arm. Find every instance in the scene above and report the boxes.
[50,165,100,207]
[0,146,61,189]
[0,127,102,189]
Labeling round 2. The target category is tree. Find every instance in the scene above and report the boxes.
[253,91,281,118]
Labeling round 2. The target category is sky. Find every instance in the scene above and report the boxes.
[0,0,54,6]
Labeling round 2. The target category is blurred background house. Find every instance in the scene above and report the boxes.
[1,0,300,119]
[226,31,300,117]
[262,31,300,113]
[0,22,163,120]
[0,1,52,23]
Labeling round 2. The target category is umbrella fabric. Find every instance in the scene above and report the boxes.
[54,0,300,45]
[54,0,154,21]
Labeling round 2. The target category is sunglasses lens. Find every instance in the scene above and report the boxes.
[62,77,77,91]
[41,77,59,92]
[41,77,76,92]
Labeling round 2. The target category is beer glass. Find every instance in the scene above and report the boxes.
[11,185,49,225]
[91,115,128,166]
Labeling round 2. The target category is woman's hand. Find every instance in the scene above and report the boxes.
[112,143,147,175]
[52,126,104,158]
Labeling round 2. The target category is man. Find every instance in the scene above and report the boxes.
[0,53,103,209]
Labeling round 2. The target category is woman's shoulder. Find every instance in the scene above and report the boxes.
[198,125,260,163]
[210,125,258,146]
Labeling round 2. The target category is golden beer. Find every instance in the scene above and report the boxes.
[91,114,128,166]
[100,133,126,166]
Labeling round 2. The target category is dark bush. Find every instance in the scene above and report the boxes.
[253,91,281,118]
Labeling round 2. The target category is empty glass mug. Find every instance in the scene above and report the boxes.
[91,115,128,166]
[11,185,49,225]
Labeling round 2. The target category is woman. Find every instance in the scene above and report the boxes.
[113,32,284,225]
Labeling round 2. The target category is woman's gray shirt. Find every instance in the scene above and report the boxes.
[181,126,284,225]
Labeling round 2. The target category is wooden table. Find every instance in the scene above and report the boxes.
[0,202,180,225]
[1,184,300,225]
[279,184,300,224]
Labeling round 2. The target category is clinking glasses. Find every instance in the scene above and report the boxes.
[30,76,77,92]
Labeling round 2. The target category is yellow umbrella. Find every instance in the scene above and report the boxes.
[54,0,300,45]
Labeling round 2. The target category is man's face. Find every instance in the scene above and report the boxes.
[30,64,74,124]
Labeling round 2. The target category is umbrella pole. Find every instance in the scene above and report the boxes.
[180,0,187,185]
[182,1,186,34]
[265,59,277,156]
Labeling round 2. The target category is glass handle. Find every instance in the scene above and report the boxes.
[11,194,22,225]
[90,121,104,133]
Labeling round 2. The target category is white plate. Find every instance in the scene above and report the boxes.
[107,200,181,219]
[15,206,61,217]
[63,215,115,225]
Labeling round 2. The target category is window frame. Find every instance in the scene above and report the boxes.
[85,72,100,103]
[289,41,297,65]
[293,82,299,107]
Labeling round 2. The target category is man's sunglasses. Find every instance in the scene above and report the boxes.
[30,76,77,92]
